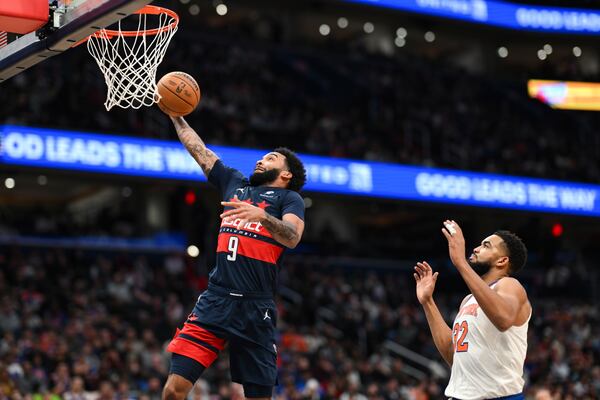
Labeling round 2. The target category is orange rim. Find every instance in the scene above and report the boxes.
[89,5,178,40]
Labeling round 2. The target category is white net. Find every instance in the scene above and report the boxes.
[87,7,178,111]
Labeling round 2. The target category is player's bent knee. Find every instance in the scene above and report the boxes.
[162,385,185,400]
[162,374,194,400]
[162,386,182,400]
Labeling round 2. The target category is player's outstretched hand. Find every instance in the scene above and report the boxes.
[441,219,468,268]
[414,261,439,305]
[220,195,267,230]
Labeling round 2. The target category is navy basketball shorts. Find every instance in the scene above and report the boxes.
[167,283,278,397]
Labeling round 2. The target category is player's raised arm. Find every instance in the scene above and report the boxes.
[414,261,454,366]
[413,261,454,366]
[170,116,219,177]
[442,220,529,331]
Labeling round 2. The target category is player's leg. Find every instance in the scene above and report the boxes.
[231,382,245,400]
[163,354,209,400]
[164,309,227,399]
[229,337,277,400]
[163,362,197,400]
[227,298,278,399]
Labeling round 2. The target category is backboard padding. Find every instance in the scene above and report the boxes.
[0,0,152,82]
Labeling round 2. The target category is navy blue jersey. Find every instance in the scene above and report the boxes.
[207,160,305,294]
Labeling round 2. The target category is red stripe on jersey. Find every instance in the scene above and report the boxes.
[179,323,226,350]
[217,233,284,264]
[167,336,219,367]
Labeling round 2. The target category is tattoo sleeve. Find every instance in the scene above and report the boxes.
[171,116,218,177]
[262,213,300,247]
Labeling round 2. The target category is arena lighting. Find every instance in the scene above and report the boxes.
[424,31,436,42]
[337,17,349,28]
[551,223,564,237]
[395,37,406,47]
[303,197,314,208]
[497,46,508,58]
[537,49,547,60]
[4,177,15,189]
[319,24,331,36]
[216,4,227,16]
[573,46,582,57]
[363,22,375,33]
[189,5,200,16]
[185,190,197,205]
[37,175,47,185]
[543,44,553,54]
[122,187,132,197]
[187,245,200,257]
[396,27,407,38]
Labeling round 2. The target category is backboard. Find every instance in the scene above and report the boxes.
[0,0,152,82]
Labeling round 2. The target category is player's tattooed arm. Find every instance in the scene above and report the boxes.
[171,116,218,177]
[261,213,303,249]
[220,199,304,248]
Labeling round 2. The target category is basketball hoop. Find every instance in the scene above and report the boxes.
[85,5,179,111]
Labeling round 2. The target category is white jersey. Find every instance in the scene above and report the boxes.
[445,281,530,400]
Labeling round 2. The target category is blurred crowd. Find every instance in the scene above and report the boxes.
[0,247,598,399]
[2,16,600,183]
[2,5,600,400]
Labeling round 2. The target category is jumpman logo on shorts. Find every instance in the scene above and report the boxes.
[263,310,271,320]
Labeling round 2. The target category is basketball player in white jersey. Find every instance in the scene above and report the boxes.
[414,220,531,400]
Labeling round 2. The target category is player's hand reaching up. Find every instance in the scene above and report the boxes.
[220,195,267,230]
[414,262,439,304]
[442,219,468,269]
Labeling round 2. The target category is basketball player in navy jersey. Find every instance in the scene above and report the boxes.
[162,116,306,400]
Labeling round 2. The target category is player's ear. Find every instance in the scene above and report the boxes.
[280,170,292,181]
[496,256,510,270]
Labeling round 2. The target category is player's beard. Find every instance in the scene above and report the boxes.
[250,168,281,187]
[468,260,492,275]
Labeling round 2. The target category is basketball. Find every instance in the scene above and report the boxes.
[156,71,201,117]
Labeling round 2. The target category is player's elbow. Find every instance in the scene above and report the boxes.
[285,231,302,249]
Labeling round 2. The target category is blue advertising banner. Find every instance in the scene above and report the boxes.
[344,0,600,35]
[1,125,599,216]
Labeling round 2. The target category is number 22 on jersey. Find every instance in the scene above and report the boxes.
[452,321,469,352]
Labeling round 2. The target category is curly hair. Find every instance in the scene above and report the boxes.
[494,230,528,275]
[274,147,306,192]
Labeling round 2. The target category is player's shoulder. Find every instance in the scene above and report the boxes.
[459,294,472,309]
[495,277,527,296]
[281,189,303,202]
